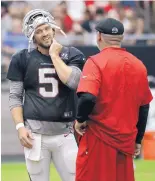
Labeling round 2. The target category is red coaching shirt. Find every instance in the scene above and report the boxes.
[77,47,153,155]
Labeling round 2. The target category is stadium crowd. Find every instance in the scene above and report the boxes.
[1,0,155,73]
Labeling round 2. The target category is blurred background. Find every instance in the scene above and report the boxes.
[1,0,155,181]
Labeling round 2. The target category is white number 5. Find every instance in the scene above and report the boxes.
[39,68,59,98]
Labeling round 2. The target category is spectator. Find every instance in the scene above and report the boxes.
[59,1,73,33]
[1,0,155,48]
[2,17,28,71]
[107,1,122,20]
[81,8,95,33]
[3,17,28,52]
[1,2,12,42]
[119,8,136,34]
[121,1,136,9]
[8,1,30,19]
[67,0,85,21]
[95,8,105,22]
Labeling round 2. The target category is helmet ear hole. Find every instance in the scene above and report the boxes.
[52,28,55,36]
[33,37,36,43]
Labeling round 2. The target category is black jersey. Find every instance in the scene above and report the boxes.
[7,47,86,122]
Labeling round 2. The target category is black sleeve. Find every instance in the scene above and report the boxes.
[136,104,150,144]
[76,92,96,123]
[7,49,27,81]
[68,47,86,70]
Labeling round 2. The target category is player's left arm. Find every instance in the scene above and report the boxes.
[49,39,85,89]
[136,104,150,144]
[136,67,153,143]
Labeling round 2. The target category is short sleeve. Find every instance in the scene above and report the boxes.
[140,70,153,106]
[68,47,86,70]
[7,50,26,81]
[77,58,101,97]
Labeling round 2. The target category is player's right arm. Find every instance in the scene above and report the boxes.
[7,51,33,148]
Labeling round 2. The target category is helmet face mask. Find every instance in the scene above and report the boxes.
[22,9,55,38]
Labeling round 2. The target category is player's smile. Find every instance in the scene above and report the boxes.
[42,36,50,41]
[43,35,51,40]
[42,36,52,45]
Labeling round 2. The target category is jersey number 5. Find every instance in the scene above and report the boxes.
[39,68,59,98]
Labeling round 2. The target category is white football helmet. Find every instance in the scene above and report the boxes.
[22,9,66,51]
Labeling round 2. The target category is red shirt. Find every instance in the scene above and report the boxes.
[84,0,94,7]
[77,47,153,155]
[63,14,73,33]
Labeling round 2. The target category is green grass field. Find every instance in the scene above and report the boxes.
[1,160,155,181]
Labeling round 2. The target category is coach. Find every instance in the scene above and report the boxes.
[75,18,153,181]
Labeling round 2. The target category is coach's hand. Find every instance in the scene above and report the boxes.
[49,39,63,57]
[75,121,87,136]
[134,143,141,158]
[18,127,34,149]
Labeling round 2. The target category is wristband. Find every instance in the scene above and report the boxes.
[16,123,24,130]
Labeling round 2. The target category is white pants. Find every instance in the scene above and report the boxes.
[24,133,78,181]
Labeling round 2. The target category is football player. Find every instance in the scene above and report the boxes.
[7,9,85,181]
